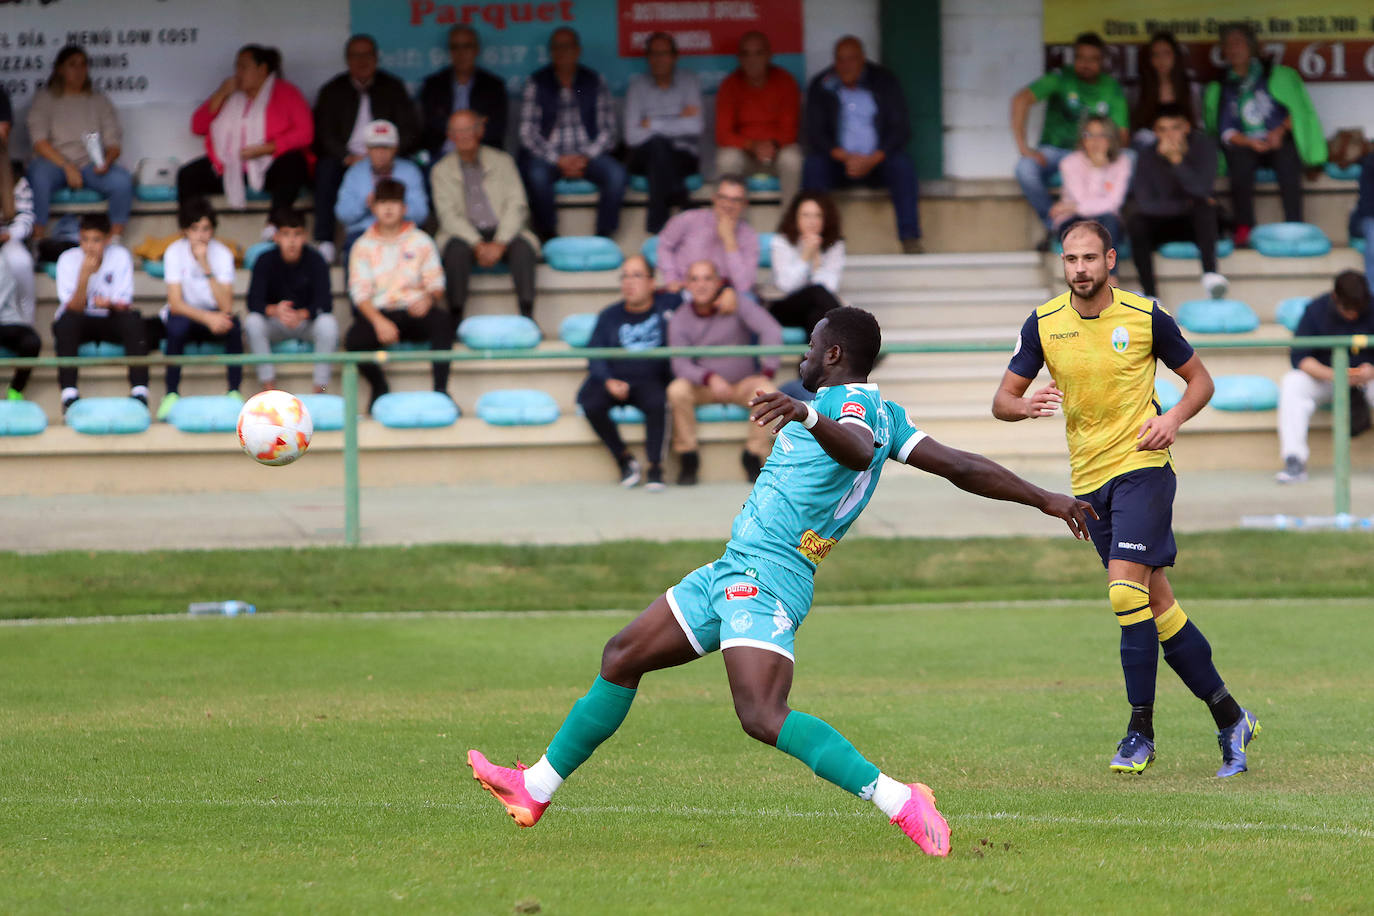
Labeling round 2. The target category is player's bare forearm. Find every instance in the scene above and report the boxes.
[992,387,1030,421]
[1170,355,1214,426]
[748,390,873,471]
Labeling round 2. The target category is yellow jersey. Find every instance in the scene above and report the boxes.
[1007,287,1195,495]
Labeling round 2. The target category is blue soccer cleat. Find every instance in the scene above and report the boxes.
[1216,709,1261,777]
[1109,730,1156,773]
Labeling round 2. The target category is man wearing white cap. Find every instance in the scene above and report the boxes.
[334,119,430,261]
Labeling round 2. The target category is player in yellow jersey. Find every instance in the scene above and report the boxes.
[993,220,1259,777]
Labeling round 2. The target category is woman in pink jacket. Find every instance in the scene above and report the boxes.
[177,45,314,225]
[1050,114,1133,271]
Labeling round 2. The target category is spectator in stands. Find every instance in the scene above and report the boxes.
[344,178,451,409]
[245,208,337,394]
[312,35,421,265]
[26,45,134,241]
[1276,270,1374,484]
[420,25,509,159]
[715,31,803,207]
[625,32,704,233]
[803,35,922,254]
[53,213,147,412]
[1206,22,1325,247]
[667,259,782,485]
[1125,103,1227,300]
[433,110,539,322]
[1052,115,1132,257]
[656,173,758,293]
[767,191,844,336]
[179,45,313,220]
[517,27,625,241]
[1010,32,1127,249]
[1353,149,1374,281]
[1129,32,1201,147]
[0,86,15,234]
[334,120,429,260]
[158,197,243,419]
[0,175,34,325]
[0,243,39,402]
[577,254,677,490]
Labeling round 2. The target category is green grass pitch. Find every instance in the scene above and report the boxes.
[2,545,1372,912]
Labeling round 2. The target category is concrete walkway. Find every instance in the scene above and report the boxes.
[6,468,1371,552]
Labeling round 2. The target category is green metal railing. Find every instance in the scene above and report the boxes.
[2,334,1367,545]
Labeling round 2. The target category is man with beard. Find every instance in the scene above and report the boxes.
[993,220,1260,778]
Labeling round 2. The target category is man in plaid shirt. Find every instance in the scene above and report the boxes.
[516,27,627,241]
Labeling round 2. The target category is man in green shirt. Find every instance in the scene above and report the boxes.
[1010,32,1128,248]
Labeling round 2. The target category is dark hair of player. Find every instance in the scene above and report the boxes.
[1060,219,1113,254]
[821,306,882,376]
[79,212,112,235]
[177,196,218,230]
[1333,270,1370,314]
[271,208,306,230]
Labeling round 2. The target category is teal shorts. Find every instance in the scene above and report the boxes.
[665,550,814,662]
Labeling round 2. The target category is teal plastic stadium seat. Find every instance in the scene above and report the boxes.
[554,178,597,194]
[77,341,126,358]
[297,393,344,431]
[53,187,105,204]
[1211,375,1279,411]
[160,340,226,355]
[475,389,560,426]
[543,236,623,271]
[167,395,241,433]
[781,326,808,345]
[144,259,164,279]
[1325,162,1362,180]
[371,391,458,428]
[1255,167,1277,183]
[0,401,48,436]
[1354,237,1366,254]
[135,185,178,202]
[245,188,271,202]
[243,241,275,270]
[609,404,645,423]
[271,338,314,354]
[757,231,775,267]
[42,261,58,279]
[640,235,659,268]
[457,314,542,350]
[65,397,150,435]
[1276,296,1311,333]
[559,313,598,348]
[1176,299,1260,334]
[1154,377,1182,412]
[747,174,780,192]
[1250,222,1332,258]
[696,403,750,422]
[1047,171,1062,188]
[387,340,429,351]
[0,345,13,357]
[630,173,703,193]
[1158,238,1235,259]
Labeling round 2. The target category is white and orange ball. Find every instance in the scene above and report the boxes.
[237,390,313,466]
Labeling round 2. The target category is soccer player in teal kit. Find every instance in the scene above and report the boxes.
[469,307,1094,856]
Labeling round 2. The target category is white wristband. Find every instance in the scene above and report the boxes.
[802,403,819,429]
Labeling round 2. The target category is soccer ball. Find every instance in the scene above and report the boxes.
[237,390,313,466]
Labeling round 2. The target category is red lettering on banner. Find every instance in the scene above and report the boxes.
[411,0,577,29]
[618,0,802,56]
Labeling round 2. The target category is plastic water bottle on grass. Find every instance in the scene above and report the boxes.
[188,601,256,616]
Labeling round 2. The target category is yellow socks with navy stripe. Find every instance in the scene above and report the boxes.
[1110,580,1159,737]
[1156,601,1244,729]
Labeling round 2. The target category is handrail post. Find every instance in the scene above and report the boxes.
[341,361,361,546]
[1330,345,1351,517]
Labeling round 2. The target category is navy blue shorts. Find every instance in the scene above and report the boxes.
[1079,466,1178,569]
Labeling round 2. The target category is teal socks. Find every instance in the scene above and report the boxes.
[775,710,881,798]
[544,676,638,779]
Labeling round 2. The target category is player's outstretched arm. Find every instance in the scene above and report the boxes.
[1137,354,1214,451]
[905,436,1096,539]
[992,370,1063,421]
[749,390,874,471]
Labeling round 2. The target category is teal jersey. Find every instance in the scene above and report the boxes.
[726,385,927,578]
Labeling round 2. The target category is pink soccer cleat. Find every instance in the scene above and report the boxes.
[467,749,550,827]
[891,782,950,856]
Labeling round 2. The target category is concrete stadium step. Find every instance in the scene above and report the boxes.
[839,252,1048,291]
[852,286,1053,329]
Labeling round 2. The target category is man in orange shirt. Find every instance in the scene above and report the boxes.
[714,32,802,206]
